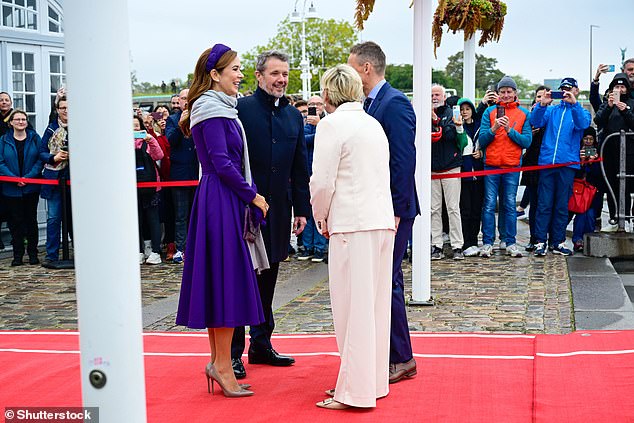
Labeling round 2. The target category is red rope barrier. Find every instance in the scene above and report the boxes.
[0,159,603,187]
[431,159,603,180]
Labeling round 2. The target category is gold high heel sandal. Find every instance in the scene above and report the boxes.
[204,363,254,397]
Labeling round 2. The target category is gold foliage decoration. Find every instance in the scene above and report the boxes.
[354,0,376,30]
[433,0,507,57]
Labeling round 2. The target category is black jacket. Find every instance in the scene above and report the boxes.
[431,105,462,172]
[594,96,634,173]
[237,87,311,263]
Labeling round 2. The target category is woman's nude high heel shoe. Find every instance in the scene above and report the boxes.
[204,363,253,397]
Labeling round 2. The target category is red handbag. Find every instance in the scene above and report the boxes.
[568,178,597,214]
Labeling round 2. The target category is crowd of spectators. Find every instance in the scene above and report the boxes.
[430,59,634,259]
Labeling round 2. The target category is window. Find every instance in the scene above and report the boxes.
[49,53,65,110]
[1,0,38,30]
[12,51,37,128]
[48,3,62,33]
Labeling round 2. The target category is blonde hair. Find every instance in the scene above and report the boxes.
[320,64,363,108]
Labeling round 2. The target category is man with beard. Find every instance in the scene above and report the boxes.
[231,50,311,379]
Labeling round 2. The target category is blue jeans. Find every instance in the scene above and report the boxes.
[172,187,195,252]
[45,190,65,261]
[481,168,520,246]
[302,217,326,253]
[535,167,576,246]
[572,208,595,243]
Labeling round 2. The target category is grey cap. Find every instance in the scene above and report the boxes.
[497,75,517,91]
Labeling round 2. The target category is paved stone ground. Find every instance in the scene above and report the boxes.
[0,225,573,335]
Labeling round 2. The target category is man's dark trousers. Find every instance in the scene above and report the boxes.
[232,262,280,357]
[390,217,415,364]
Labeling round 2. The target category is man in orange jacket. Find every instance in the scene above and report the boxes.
[478,76,532,258]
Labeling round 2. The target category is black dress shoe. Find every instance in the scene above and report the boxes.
[248,348,295,366]
[11,259,24,267]
[29,256,40,265]
[231,358,247,379]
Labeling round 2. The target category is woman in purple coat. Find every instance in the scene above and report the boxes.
[175,44,269,397]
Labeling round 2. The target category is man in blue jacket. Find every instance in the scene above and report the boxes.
[231,51,311,379]
[348,41,420,384]
[529,77,592,256]
[165,88,199,263]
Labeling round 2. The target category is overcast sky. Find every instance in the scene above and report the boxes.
[127,0,633,91]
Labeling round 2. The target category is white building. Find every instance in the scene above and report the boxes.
[0,0,64,133]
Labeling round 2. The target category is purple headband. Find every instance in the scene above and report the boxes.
[205,43,232,72]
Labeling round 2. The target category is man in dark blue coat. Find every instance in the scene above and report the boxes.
[349,41,420,384]
[231,51,311,379]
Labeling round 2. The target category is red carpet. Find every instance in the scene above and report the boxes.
[1,331,634,422]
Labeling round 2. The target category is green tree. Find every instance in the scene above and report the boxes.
[445,51,505,97]
[508,74,540,99]
[385,64,413,91]
[240,17,358,95]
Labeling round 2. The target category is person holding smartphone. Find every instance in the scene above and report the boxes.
[297,95,328,263]
[478,76,532,259]
[593,73,634,228]
[530,77,592,256]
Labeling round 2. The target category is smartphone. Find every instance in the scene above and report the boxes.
[496,106,505,118]
[613,89,621,103]
[607,65,616,72]
[452,105,460,119]
[133,130,147,139]
[150,112,163,120]
[308,106,317,116]
[550,91,564,100]
[584,147,597,158]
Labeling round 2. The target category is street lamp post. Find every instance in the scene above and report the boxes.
[291,0,318,100]
[590,24,599,83]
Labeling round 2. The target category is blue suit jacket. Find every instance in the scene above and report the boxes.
[366,82,420,219]
[238,87,311,263]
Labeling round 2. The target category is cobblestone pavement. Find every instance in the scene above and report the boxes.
[0,227,573,335]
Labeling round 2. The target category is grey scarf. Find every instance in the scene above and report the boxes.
[190,90,269,273]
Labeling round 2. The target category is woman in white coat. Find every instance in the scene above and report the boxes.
[310,64,396,410]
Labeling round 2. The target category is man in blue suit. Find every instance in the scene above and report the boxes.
[348,42,420,383]
[231,51,311,379]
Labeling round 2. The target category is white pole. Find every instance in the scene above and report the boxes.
[65,1,147,421]
[301,16,310,99]
[411,0,433,304]
[463,35,476,100]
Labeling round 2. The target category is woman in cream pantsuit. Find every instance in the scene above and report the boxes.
[310,64,396,410]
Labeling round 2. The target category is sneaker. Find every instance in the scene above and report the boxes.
[166,243,176,261]
[139,253,145,264]
[552,243,572,256]
[534,242,547,257]
[479,244,493,258]
[311,251,325,263]
[602,223,618,232]
[297,250,314,261]
[173,250,184,263]
[452,248,464,260]
[146,252,162,265]
[143,240,152,259]
[573,240,584,253]
[431,246,444,260]
[463,246,480,257]
[506,244,523,257]
[516,209,526,219]
[524,243,536,252]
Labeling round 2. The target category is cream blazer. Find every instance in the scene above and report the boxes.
[310,101,395,235]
